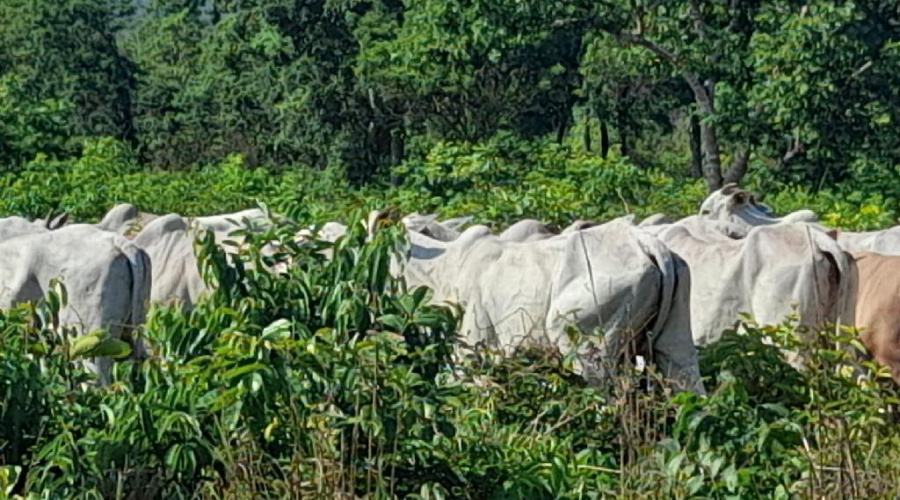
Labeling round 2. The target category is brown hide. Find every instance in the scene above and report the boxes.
[850,251,900,384]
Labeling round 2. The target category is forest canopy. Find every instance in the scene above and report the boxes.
[1,0,899,190]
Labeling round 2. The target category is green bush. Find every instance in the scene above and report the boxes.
[3,213,900,499]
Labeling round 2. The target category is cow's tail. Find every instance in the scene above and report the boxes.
[632,226,705,394]
[116,237,152,360]
[806,226,852,329]
[632,228,675,348]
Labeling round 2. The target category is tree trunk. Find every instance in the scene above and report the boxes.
[583,115,592,153]
[689,114,702,178]
[556,115,568,145]
[684,76,723,191]
[600,121,610,159]
[616,99,630,157]
[699,122,723,191]
[390,128,405,187]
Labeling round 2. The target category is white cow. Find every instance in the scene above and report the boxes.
[0,224,151,383]
[0,216,49,239]
[192,208,272,237]
[400,213,472,242]
[394,215,704,393]
[654,218,849,347]
[95,203,159,237]
[638,213,673,227]
[133,209,281,310]
[562,220,601,233]
[698,184,900,256]
[392,213,598,243]
[133,214,209,310]
[34,204,157,238]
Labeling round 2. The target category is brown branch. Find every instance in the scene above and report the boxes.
[615,32,682,66]
[724,148,751,185]
[689,0,707,39]
[851,60,873,78]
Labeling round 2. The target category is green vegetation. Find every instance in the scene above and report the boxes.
[4,0,900,498]
[3,225,900,499]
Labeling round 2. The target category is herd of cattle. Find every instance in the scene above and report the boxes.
[6,184,900,394]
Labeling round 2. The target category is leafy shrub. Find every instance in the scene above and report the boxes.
[4,211,900,499]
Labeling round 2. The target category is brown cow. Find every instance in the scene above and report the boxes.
[849,251,900,384]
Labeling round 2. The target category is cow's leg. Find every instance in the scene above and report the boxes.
[10,272,43,305]
[545,306,614,386]
[90,357,112,386]
[449,309,497,384]
[652,328,704,395]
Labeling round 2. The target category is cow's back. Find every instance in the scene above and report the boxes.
[549,221,660,335]
[136,214,207,309]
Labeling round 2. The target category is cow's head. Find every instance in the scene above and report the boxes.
[700,184,820,238]
[698,184,791,237]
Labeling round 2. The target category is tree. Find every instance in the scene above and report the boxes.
[0,75,74,169]
[127,0,396,179]
[355,0,583,145]
[560,0,787,190]
[0,0,137,145]
[125,2,209,167]
[580,31,689,161]
[748,1,900,186]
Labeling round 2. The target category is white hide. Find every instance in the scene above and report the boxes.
[497,219,556,242]
[134,214,208,310]
[399,217,704,393]
[0,216,48,239]
[835,227,900,256]
[655,219,849,346]
[0,224,151,383]
[638,213,674,227]
[401,213,471,242]
[96,203,159,237]
[192,208,273,244]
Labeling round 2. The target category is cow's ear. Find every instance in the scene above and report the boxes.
[721,182,738,195]
[825,229,840,240]
[732,191,747,205]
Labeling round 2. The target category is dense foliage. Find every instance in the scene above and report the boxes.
[5,0,900,498]
[1,220,900,499]
[2,0,900,192]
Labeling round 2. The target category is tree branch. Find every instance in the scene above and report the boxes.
[728,0,744,32]
[851,60,873,78]
[782,138,805,163]
[724,148,751,185]
[683,75,713,113]
[688,0,708,39]
[615,32,682,66]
